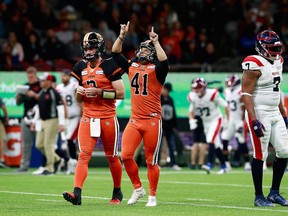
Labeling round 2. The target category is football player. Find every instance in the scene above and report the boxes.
[63,32,125,205]
[242,30,288,206]
[188,77,229,174]
[221,74,251,171]
[112,22,169,207]
[56,70,82,174]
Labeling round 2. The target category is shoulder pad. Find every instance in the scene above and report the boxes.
[242,55,264,70]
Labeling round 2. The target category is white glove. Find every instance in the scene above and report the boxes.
[189,119,198,130]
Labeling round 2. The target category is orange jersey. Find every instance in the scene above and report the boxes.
[128,62,168,119]
[71,58,123,118]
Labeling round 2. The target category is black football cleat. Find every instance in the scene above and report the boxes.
[63,191,81,205]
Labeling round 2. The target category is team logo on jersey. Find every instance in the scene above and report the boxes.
[147,65,155,69]
[81,70,88,75]
[96,70,103,74]
[105,121,110,125]
[131,62,139,67]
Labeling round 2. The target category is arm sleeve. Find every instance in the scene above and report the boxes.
[215,94,228,108]
[155,60,169,85]
[188,103,195,112]
[71,60,87,86]
[111,52,129,73]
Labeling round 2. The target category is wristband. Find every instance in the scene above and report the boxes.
[118,36,124,41]
[102,90,116,99]
[241,92,252,97]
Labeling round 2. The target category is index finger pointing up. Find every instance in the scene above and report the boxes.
[151,26,154,33]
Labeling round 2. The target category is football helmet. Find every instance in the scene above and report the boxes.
[191,77,207,90]
[81,32,105,61]
[255,30,283,61]
[225,74,240,88]
[135,41,156,62]
[191,77,207,96]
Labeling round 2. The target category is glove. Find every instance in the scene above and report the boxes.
[283,117,288,129]
[251,119,266,138]
[189,119,198,130]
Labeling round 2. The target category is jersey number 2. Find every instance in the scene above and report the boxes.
[131,73,148,96]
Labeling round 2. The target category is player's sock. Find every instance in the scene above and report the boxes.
[74,187,82,198]
[239,142,250,162]
[222,140,229,162]
[55,148,69,163]
[215,147,226,165]
[251,158,264,196]
[208,143,215,164]
[271,157,287,191]
[68,139,77,159]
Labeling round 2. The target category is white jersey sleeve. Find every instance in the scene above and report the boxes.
[242,55,283,110]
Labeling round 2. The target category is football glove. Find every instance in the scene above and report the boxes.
[251,119,266,138]
[189,119,198,130]
[283,117,288,129]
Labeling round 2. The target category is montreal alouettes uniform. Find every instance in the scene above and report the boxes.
[188,88,227,146]
[188,88,224,123]
[242,55,282,110]
[56,81,81,118]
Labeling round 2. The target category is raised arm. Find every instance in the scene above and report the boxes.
[112,21,130,53]
[149,27,167,62]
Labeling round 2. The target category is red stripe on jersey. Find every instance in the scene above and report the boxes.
[242,56,264,67]
[211,118,222,143]
[210,90,218,101]
[280,56,284,63]
[247,115,263,160]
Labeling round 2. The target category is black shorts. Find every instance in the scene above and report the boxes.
[193,116,206,143]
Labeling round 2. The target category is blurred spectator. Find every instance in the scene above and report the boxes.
[181,39,199,65]
[200,42,218,72]
[55,20,73,45]
[15,66,41,172]
[160,83,182,171]
[65,30,82,64]
[32,1,58,32]
[96,20,117,43]
[1,31,24,70]
[0,44,13,70]
[0,1,10,38]
[42,28,66,65]
[23,32,43,64]
[0,97,9,168]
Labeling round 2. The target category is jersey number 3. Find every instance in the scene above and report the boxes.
[131,72,148,96]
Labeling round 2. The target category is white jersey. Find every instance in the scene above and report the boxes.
[187,88,227,123]
[56,82,81,118]
[241,55,283,110]
[224,85,243,121]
